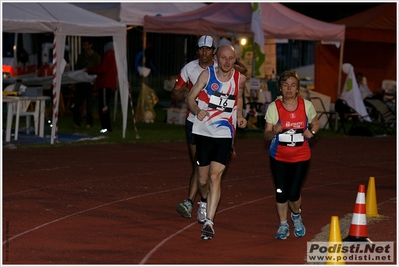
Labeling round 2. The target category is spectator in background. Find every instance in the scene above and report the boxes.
[86,42,117,133]
[145,42,156,73]
[356,72,373,100]
[73,38,101,128]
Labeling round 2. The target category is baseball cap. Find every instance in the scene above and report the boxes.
[197,35,215,48]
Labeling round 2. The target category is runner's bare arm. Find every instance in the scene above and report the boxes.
[171,83,189,101]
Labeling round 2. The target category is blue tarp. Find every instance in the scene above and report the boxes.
[2,130,106,148]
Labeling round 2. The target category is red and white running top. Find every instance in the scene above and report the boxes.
[175,59,217,122]
[265,97,317,162]
[192,65,240,139]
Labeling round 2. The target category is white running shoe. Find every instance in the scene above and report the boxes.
[197,201,207,223]
[201,219,215,240]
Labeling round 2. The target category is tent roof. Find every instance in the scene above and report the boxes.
[144,3,252,37]
[144,2,345,42]
[3,3,126,36]
[71,3,121,21]
[119,2,206,26]
[333,3,396,43]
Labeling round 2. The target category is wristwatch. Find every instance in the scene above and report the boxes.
[310,130,316,136]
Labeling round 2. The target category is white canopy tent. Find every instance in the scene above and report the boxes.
[71,3,121,21]
[75,2,207,68]
[72,2,207,25]
[2,3,129,144]
[119,2,207,26]
[119,2,207,69]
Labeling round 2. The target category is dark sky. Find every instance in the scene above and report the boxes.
[282,3,381,22]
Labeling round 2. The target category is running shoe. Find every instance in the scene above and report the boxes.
[275,223,289,239]
[197,201,207,223]
[201,219,215,240]
[291,212,306,237]
[176,200,192,219]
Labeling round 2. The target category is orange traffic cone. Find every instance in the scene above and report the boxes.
[343,184,372,242]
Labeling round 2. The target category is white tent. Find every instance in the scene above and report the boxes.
[2,3,129,144]
[119,2,208,74]
[71,3,121,21]
[72,3,207,25]
[119,2,206,26]
[73,2,208,65]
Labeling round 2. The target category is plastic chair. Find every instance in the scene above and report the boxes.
[364,98,396,135]
[381,79,396,93]
[4,84,37,135]
[2,97,19,142]
[334,98,361,134]
[380,79,396,114]
[309,97,337,131]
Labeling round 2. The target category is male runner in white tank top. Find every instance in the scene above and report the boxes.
[186,44,247,240]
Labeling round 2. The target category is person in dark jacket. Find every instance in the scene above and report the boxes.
[73,38,101,128]
[86,42,117,133]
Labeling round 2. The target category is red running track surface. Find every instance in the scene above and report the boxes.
[2,137,396,264]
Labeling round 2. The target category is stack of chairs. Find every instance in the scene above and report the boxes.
[364,97,396,135]
[334,98,362,135]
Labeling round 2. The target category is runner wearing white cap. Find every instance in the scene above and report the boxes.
[173,35,217,223]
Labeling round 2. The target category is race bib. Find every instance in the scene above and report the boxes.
[278,129,304,147]
[208,91,236,112]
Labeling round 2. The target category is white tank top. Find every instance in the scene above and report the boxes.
[192,66,240,138]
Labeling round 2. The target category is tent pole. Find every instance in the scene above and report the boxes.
[251,38,255,78]
[337,41,344,97]
[142,31,146,84]
[184,38,187,64]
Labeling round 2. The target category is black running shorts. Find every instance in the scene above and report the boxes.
[185,120,196,145]
[195,135,232,166]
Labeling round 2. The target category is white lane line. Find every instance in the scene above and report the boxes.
[2,186,185,245]
[140,195,275,264]
[139,174,395,263]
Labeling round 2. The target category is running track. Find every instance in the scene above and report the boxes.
[2,136,396,264]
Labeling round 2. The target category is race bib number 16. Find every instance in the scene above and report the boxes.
[208,91,236,112]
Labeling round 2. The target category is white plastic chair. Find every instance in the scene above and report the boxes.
[381,79,396,93]
[4,84,38,136]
